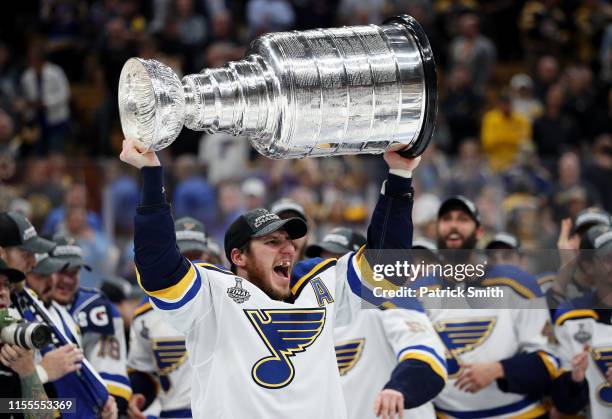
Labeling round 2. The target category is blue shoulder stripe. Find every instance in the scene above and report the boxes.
[290,258,337,297]
[481,264,543,299]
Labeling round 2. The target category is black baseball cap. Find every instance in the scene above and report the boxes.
[305,227,366,258]
[175,217,208,254]
[50,235,92,271]
[0,257,25,283]
[438,196,481,225]
[485,232,521,250]
[0,212,56,253]
[32,252,68,276]
[572,208,611,236]
[224,208,308,261]
[271,199,308,222]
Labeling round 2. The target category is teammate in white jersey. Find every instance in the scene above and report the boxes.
[306,230,447,419]
[120,138,425,419]
[50,235,131,415]
[128,217,212,419]
[415,196,588,418]
[554,225,612,419]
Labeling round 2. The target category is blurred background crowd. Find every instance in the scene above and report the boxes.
[0,0,611,288]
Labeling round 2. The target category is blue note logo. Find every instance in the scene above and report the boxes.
[152,338,187,392]
[335,339,365,376]
[245,308,326,389]
[591,347,612,406]
[434,318,496,377]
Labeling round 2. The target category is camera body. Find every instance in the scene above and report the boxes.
[0,308,52,350]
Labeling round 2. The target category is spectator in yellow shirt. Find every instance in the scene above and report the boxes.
[481,92,532,172]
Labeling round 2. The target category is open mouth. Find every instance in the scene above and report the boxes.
[273,260,291,280]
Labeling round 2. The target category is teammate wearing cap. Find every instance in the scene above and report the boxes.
[271,199,310,261]
[50,235,131,415]
[413,196,588,418]
[119,137,428,419]
[484,232,523,267]
[0,212,56,274]
[554,225,612,419]
[313,228,447,419]
[546,207,612,303]
[19,251,119,419]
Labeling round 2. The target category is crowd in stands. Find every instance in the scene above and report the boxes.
[0,0,611,289]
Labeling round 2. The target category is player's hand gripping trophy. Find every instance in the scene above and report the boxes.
[118,15,437,159]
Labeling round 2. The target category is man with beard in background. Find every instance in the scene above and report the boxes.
[413,196,588,418]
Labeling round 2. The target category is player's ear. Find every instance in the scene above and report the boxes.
[231,248,247,268]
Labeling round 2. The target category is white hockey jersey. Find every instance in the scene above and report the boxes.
[67,287,131,405]
[415,265,557,418]
[554,298,612,419]
[334,308,446,419]
[139,254,365,419]
[129,299,192,416]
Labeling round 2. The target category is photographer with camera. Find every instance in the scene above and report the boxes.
[0,257,52,419]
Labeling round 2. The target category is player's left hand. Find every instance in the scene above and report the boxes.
[374,388,404,419]
[0,344,35,376]
[455,362,504,393]
[100,396,118,419]
[571,346,589,382]
[383,152,421,173]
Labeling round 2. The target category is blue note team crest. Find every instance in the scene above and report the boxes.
[245,308,326,389]
[591,347,612,405]
[434,318,496,377]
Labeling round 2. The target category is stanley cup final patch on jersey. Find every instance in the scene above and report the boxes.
[434,318,496,377]
[335,339,365,376]
[573,323,592,344]
[244,308,326,389]
[227,277,251,304]
[591,347,612,405]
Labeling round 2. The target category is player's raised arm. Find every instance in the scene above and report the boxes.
[366,152,421,250]
[120,139,204,332]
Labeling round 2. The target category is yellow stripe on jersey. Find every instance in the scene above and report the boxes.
[537,352,562,379]
[195,262,233,275]
[133,302,152,318]
[136,264,197,301]
[107,383,132,402]
[399,351,448,382]
[354,245,401,291]
[480,278,536,299]
[290,259,336,295]
[554,309,599,327]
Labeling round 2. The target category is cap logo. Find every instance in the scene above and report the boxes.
[53,245,83,258]
[253,213,279,229]
[594,231,612,249]
[324,233,349,247]
[176,231,206,243]
[184,222,196,230]
[23,226,37,241]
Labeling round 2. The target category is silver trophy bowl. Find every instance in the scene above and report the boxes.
[118,15,437,158]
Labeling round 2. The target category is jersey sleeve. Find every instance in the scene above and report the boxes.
[134,167,215,333]
[497,305,562,396]
[127,302,157,374]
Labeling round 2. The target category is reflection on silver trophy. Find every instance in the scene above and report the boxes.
[118,15,437,159]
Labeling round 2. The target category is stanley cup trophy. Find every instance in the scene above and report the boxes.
[118,15,437,159]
